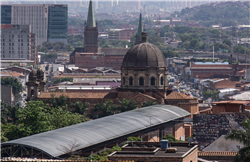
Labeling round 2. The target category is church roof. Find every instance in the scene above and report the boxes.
[86,0,96,27]
[122,42,166,67]
[137,13,143,40]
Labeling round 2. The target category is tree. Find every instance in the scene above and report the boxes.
[118,99,137,112]
[93,100,118,118]
[1,77,23,97]
[141,100,157,108]
[45,95,71,109]
[71,101,89,115]
[223,39,232,47]
[49,107,84,129]
[57,139,81,158]
[162,134,181,142]
[1,102,20,125]
[1,102,9,124]
[17,101,52,136]
[225,119,250,162]
[148,35,164,46]
[127,136,142,141]
[42,41,53,50]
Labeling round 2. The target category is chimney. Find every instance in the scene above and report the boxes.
[141,32,147,43]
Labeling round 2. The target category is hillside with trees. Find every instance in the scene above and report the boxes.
[173,1,250,27]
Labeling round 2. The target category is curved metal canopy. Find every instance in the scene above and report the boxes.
[2,105,190,157]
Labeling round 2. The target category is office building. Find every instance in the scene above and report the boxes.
[1,24,37,63]
[11,4,68,45]
[1,5,12,24]
[47,4,68,44]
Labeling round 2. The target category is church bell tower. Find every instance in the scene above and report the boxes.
[84,0,98,53]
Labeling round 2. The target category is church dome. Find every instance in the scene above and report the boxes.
[122,41,166,68]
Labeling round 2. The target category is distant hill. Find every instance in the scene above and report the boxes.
[172,1,250,27]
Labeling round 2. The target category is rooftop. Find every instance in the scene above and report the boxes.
[212,100,250,105]
[166,91,195,100]
[109,141,197,158]
[39,92,110,99]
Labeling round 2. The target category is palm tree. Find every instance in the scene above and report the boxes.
[141,100,157,108]
[225,119,250,162]
[119,99,137,112]
[71,101,89,115]
[46,95,70,109]
[1,102,8,124]
[93,100,117,118]
[6,103,20,124]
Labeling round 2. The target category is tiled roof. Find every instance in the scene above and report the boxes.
[198,151,237,156]
[166,91,195,100]
[39,92,109,99]
[212,100,250,105]
[1,71,25,77]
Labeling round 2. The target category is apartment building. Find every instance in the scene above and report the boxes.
[9,4,67,45]
[1,24,37,63]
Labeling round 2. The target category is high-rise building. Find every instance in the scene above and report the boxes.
[1,5,12,24]
[1,24,37,63]
[10,4,68,45]
[47,5,68,44]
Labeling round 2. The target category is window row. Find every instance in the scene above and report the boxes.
[123,76,164,86]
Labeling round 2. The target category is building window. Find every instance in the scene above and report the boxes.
[151,77,155,86]
[18,39,20,42]
[12,51,14,54]
[12,35,14,38]
[27,35,29,38]
[12,43,14,46]
[3,39,5,42]
[9,47,11,50]
[3,43,5,46]
[21,43,23,46]
[161,77,164,85]
[139,77,144,86]
[27,39,29,42]
[18,35,20,38]
[21,35,23,38]
[9,43,11,46]
[129,77,133,86]
[9,39,11,42]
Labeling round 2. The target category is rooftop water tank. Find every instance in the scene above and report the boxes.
[160,139,169,150]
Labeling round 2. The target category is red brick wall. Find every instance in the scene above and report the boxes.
[119,29,136,41]
[173,122,185,140]
[183,147,198,162]
[105,55,124,70]
[75,53,105,69]
[213,104,243,114]
[213,79,236,90]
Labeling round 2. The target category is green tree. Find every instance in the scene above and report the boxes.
[234,45,250,55]
[45,95,70,109]
[223,39,232,47]
[42,41,53,50]
[49,107,85,129]
[162,134,181,142]
[141,100,157,107]
[127,136,142,141]
[93,100,118,118]
[1,77,23,96]
[71,101,89,115]
[118,99,137,112]
[148,35,164,46]
[17,101,53,137]
[1,103,20,125]
[225,119,250,162]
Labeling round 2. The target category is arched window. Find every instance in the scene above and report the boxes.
[139,77,144,86]
[151,77,155,86]
[129,77,133,86]
[161,77,164,85]
[123,77,126,85]
[31,90,34,97]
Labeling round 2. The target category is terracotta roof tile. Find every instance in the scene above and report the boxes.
[39,92,109,99]
[166,91,194,100]
[1,71,25,77]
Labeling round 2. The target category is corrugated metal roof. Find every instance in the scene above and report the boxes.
[2,105,190,158]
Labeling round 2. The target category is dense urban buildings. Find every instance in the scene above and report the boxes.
[3,4,68,45]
